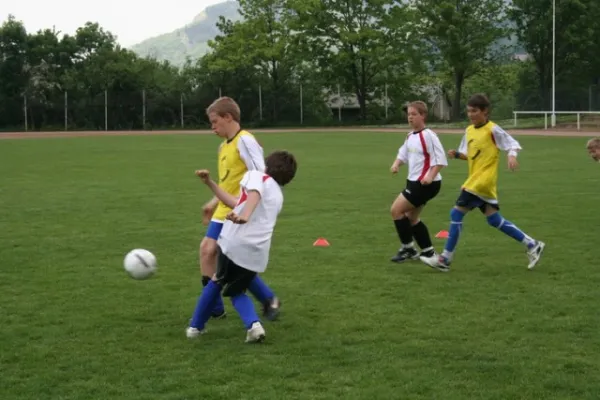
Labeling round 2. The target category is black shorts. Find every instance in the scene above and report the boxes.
[401,180,441,207]
[215,248,257,297]
[455,189,500,213]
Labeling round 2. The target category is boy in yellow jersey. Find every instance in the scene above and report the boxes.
[420,93,545,272]
[194,97,280,323]
[586,137,600,162]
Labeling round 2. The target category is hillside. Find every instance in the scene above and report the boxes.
[130,0,523,68]
[130,1,241,67]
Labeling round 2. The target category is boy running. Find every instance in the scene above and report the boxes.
[421,94,545,272]
[390,101,448,264]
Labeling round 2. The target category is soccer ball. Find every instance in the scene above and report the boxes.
[123,249,157,280]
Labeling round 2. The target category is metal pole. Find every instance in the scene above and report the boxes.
[551,0,556,127]
[180,93,184,128]
[259,84,263,121]
[300,84,303,125]
[337,84,341,122]
[104,90,108,131]
[590,85,593,111]
[219,87,222,97]
[64,91,68,131]
[384,84,388,120]
[24,95,28,132]
[142,89,146,128]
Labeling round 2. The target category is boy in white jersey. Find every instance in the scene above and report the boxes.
[389,101,448,264]
[186,150,297,343]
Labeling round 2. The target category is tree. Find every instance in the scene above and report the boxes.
[412,0,510,120]
[509,0,600,110]
[286,0,407,121]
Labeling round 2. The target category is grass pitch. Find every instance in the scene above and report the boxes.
[1,131,599,399]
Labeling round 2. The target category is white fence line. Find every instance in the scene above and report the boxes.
[513,111,600,130]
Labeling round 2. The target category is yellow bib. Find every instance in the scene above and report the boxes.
[462,121,500,201]
[213,130,255,221]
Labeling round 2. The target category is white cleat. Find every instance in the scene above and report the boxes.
[527,241,546,270]
[186,327,205,338]
[245,322,266,343]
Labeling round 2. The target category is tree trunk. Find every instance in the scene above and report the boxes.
[453,70,464,120]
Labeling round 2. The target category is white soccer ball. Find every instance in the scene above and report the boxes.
[123,249,157,280]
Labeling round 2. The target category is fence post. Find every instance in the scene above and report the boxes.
[384,84,388,120]
[577,112,580,131]
[23,95,28,132]
[219,87,222,97]
[337,84,341,122]
[544,113,548,130]
[142,89,146,129]
[64,91,68,131]
[104,90,108,131]
[180,93,184,128]
[300,84,303,125]
[513,112,517,127]
[259,84,263,121]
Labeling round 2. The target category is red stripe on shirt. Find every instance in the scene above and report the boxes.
[417,131,430,181]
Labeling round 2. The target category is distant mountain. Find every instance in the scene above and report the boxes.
[130,1,241,67]
[130,0,524,68]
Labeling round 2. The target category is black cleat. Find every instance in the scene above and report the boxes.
[390,247,419,263]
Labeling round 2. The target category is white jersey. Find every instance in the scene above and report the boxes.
[217,170,283,273]
[397,128,448,181]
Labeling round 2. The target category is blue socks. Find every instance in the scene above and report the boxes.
[190,280,222,330]
[487,212,535,249]
[231,293,260,329]
[443,208,465,256]
[202,276,225,316]
[247,276,275,304]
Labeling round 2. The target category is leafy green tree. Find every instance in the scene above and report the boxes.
[411,0,510,119]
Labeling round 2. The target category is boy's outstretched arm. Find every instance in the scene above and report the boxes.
[450,134,468,160]
[195,170,239,209]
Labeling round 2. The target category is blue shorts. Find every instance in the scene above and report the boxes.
[455,190,499,213]
[205,220,224,240]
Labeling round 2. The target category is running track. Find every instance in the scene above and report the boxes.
[0,127,598,140]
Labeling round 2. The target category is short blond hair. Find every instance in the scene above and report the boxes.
[206,96,241,123]
[407,101,428,117]
[586,137,600,149]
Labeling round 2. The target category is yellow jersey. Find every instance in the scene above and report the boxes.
[458,121,521,202]
[213,130,265,221]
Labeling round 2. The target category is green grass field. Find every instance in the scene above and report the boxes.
[1,131,599,400]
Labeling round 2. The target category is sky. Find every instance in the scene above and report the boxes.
[1,0,225,47]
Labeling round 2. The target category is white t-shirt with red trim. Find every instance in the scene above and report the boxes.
[217,170,283,273]
[396,128,448,182]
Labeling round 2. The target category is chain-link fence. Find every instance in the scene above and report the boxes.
[3,82,600,132]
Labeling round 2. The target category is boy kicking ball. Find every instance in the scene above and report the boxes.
[186,150,297,343]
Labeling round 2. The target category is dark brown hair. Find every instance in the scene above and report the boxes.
[206,96,241,122]
[467,93,491,111]
[265,150,297,186]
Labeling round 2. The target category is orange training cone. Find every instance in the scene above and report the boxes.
[313,238,330,247]
[435,230,449,239]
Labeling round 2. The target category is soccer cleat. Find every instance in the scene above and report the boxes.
[211,311,227,320]
[527,241,545,270]
[420,254,450,272]
[390,247,419,263]
[245,322,266,343]
[263,297,281,321]
[186,327,206,338]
